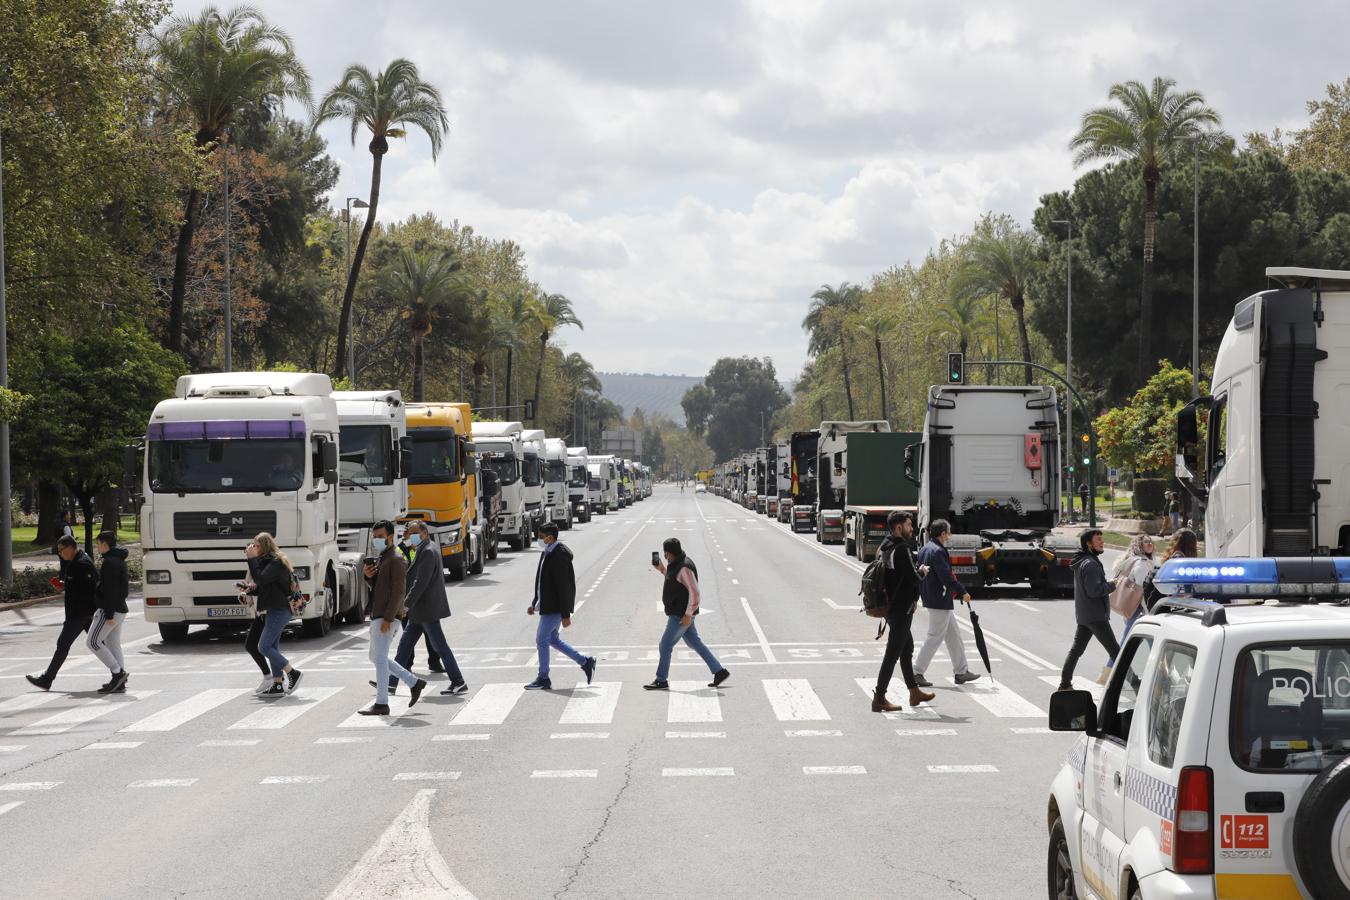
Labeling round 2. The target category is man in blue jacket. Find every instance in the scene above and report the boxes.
[914,519,980,687]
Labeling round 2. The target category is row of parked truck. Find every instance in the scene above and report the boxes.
[133,371,652,643]
[706,387,1079,596]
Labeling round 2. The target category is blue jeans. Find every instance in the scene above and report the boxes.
[370,620,418,705]
[395,619,464,683]
[259,608,291,678]
[656,616,722,680]
[535,613,586,679]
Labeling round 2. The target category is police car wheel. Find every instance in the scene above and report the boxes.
[1046,818,1077,900]
[1293,755,1350,900]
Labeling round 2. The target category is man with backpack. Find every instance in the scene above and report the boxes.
[864,511,936,711]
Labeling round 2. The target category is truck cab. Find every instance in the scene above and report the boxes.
[521,428,547,536]
[775,440,793,523]
[543,437,573,529]
[140,372,361,642]
[473,421,532,551]
[335,390,409,615]
[404,403,482,581]
[789,431,820,532]
[764,445,780,518]
[815,420,889,544]
[1177,267,1350,558]
[566,448,592,524]
[587,454,619,512]
[906,385,1068,594]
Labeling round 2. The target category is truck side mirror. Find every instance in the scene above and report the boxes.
[903,443,921,486]
[1174,397,1209,500]
[320,439,339,485]
[123,442,144,502]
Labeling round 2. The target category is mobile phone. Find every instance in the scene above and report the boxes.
[363,556,377,568]
[651,551,660,567]
[235,581,249,590]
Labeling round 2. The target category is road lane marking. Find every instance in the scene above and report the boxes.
[0,782,59,791]
[945,678,1044,718]
[786,729,843,737]
[122,688,250,732]
[0,801,23,816]
[451,683,524,725]
[665,731,724,739]
[820,598,853,611]
[336,695,421,728]
[803,765,866,775]
[0,745,26,752]
[896,728,958,736]
[393,772,461,781]
[200,739,259,747]
[80,741,143,750]
[260,775,328,784]
[531,769,597,778]
[927,765,999,773]
[129,778,197,788]
[10,690,158,736]
[549,732,608,739]
[434,733,491,742]
[662,767,733,777]
[315,736,373,744]
[1039,675,1105,701]
[228,687,343,730]
[1010,727,1057,734]
[740,597,777,664]
[666,682,722,723]
[0,694,60,717]
[558,682,622,725]
[762,679,830,721]
[1008,601,1040,613]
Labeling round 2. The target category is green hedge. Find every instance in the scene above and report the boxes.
[1133,478,1168,515]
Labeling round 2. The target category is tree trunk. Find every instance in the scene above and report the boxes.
[166,185,203,354]
[1139,175,1158,385]
[98,487,120,537]
[874,337,888,422]
[334,149,384,379]
[412,334,425,402]
[840,332,855,419]
[70,485,98,555]
[472,360,485,408]
[505,346,513,407]
[35,480,62,546]
[533,333,548,423]
[1012,292,1034,385]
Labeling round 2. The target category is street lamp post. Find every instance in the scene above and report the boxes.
[223,134,232,372]
[344,196,369,385]
[0,127,11,583]
[1192,145,1200,399]
[1053,218,1074,521]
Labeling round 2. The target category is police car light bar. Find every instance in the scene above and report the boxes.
[1154,557,1350,599]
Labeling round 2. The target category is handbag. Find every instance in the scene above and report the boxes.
[1109,577,1143,618]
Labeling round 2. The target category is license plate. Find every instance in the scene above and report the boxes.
[206,606,249,618]
[953,566,978,574]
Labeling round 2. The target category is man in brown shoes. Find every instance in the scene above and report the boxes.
[871,511,936,712]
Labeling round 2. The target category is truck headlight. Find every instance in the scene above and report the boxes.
[444,528,461,546]
[146,570,171,584]
[291,566,310,582]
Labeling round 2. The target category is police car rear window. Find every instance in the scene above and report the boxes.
[1230,641,1350,772]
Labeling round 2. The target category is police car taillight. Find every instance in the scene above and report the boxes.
[1172,766,1214,875]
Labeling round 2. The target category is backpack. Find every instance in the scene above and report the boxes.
[859,554,889,619]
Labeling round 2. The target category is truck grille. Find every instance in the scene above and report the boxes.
[173,511,277,541]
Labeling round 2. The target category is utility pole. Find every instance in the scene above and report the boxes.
[1054,219,1074,521]
[0,127,11,583]
[1192,145,1200,399]
[223,135,232,372]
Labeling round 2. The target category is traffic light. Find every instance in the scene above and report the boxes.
[947,352,964,384]
[1081,433,1090,466]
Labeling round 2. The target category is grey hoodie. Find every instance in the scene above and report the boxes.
[1071,549,1115,625]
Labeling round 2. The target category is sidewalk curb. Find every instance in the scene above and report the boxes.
[0,593,62,613]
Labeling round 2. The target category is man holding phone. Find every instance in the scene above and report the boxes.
[644,537,729,691]
[357,520,426,716]
[525,522,595,690]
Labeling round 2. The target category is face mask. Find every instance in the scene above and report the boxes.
[372,537,387,553]
[409,533,423,547]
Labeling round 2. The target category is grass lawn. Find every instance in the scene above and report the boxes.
[11,523,141,559]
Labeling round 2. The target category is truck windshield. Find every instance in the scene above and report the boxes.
[546,460,566,483]
[522,453,543,487]
[481,452,519,486]
[569,468,589,488]
[340,425,392,486]
[149,438,306,493]
[1231,641,1350,772]
[408,429,458,484]
[588,477,601,491]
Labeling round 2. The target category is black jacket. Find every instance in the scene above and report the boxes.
[1071,550,1114,624]
[247,555,294,613]
[62,550,100,619]
[97,548,130,616]
[878,534,921,623]
[533,543,576,616]
[404,541,451,624]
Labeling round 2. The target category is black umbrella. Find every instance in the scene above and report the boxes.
[964,598,993,677]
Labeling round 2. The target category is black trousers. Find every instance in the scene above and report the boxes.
[43,616,92,681]
[1060,621,1120,685]
[244,616,269,676]
[876,608,918,692]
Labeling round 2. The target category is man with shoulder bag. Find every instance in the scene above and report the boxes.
[870,511,936,711]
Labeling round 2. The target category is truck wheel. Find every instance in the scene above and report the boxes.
[448,556,466,582]
[469,542,485,576]
[1293,755,1350,899]
[507,534,522,551]
[844,536,856,556]
[522,524,533,549]
[1047,818,1077,900]
[158,622,190,643]
[487,534,498,560]
[302,571,336,638]
[815,521,823,543]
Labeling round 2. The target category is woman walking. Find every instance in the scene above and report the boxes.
[1142,528,1198,613]
[243,533,303,697]
[1099,534,1156,682]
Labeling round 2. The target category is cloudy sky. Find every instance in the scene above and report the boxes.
[177,0,1349,379]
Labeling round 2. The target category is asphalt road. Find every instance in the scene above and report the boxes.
[0,486,1119,899]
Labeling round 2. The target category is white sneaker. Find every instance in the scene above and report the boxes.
[254,677,273,695]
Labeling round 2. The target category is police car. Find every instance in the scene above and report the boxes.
[1046,557,1350,900]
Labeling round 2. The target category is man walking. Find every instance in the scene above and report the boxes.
[643,537,729,691]
[1058,529,1121,691]
[89,532,130,694]
[871,512,935,711]
[914,519,980,687]
[392,520,468,696]
[27,536,99,691]
[525,522,595,690]
[358,520,425,716]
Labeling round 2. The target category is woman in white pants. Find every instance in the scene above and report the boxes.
[89,532,130,694]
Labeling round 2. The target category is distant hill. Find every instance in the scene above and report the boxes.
[598,372,703,426]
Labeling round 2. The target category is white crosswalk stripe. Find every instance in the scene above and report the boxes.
[0,694,60,718]
[558,682,622,725]
[122,688,249,732]
[10,691,158,736]
[228,687,343,730]
[451,683,524,725]
[666,682,722,722]
[761,678,830,721]
[944,678,1044,718]
[1039,675,1105,701]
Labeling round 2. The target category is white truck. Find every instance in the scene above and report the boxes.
[775,440,792,523]
[139,372,363,642]
[565,448,592,524]
[588,454,620,513]
[1177,267,1350,557]
[335,390,410,612]
[815,420,889,543]
[905,385,1072,595]
[521,428,547,535]
[472,420,533,551]
[542,437,573,529]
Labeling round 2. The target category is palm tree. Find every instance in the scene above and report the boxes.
[153,5,310,355]
[854,310,896,422]
[533,293,583,422]
[500,290,541,408]
[315,59,449,379]
[1070,77,1220,383]
[802,282,862,418]
[459,299,511,408]
[935,294,985,375]
[952,216,1040,384]
[379,248,463,402]
[560,352,604,444]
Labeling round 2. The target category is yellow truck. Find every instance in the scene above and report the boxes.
[404,403,485,581]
